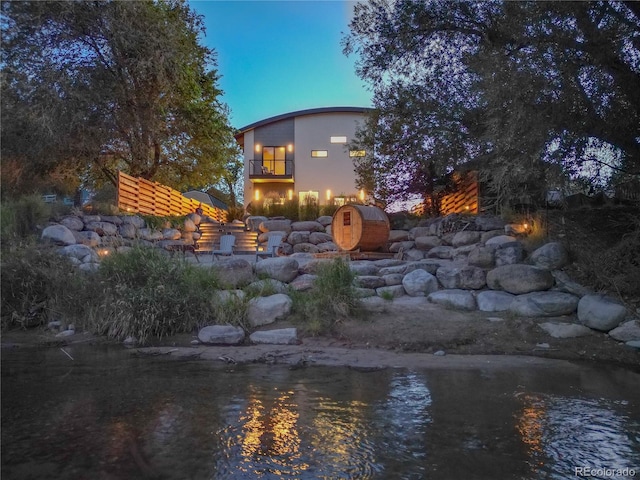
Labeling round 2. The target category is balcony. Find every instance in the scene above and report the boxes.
[248,159,294,183]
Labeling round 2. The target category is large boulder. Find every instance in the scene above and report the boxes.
[292,243,320,254]
[247,294,293,327]
[402,269,439,296]
[608,320,640,342]
[316,215,333,227]
[349,261,379,276]
[486,264,554,294]
[436,266,486,290]
[428,289,477,311]
[85,221,118,236]
[508,292,579,317]
[59,244,99,263]
[530,242,570,270]
[476,291,515,312]
[118,223,137,239]
[309,232,333,244]
[60,216,84,231]
[254,257,299,283]
[138,228,164,241]
[250,328,298,345]
[287,231,310,245]
[198,325,245,345]
[291,220,324,232]
[414,236,442,250]
[354,275,386,289]
[485,235,518,247]
[121,215,145,228]
[494,242,525,266]
[259,219,292,233]
[451,231,481,247]
[42,225,76,246]
[577,294,627,332]
[162,228,182,240]
[211,258,254,288]
[289,274,317,291]
[467,245,495,269]
[72,230,101,247]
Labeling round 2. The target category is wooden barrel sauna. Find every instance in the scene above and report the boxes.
[331,205,390,251]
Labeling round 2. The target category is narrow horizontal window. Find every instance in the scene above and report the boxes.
[311,150,328,158]
[349,150,366,157]
[330,136,347,144]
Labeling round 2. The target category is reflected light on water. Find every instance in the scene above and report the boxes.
[516,393,640,479]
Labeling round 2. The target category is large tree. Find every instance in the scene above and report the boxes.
[1,0,235,196]
[344,0,640,210]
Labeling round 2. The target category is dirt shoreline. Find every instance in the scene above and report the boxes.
[3,302,638,371]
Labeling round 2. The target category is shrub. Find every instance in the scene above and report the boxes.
[225,205,245,222]
[91,247,221,343]
[0,246,90,328]
[1,195,50,244]
[290,258,361,335]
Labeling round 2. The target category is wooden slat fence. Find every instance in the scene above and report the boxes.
[117,171,226,221]
[440,172,479,215]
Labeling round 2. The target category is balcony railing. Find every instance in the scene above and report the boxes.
[248,159,294,182]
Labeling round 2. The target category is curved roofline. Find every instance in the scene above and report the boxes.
[235,106,373,137]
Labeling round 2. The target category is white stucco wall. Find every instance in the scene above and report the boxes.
[242,110,366,208]
[294,112,364,204]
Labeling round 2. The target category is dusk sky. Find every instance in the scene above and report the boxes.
[189,1,372,129]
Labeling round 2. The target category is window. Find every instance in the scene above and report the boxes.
[262,146,286,174]
[343,211,351,226]
[299,191,318,205]
[311,150,328,158]
[330,136,347,144]
[349,150,366,157]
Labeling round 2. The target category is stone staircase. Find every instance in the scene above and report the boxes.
[197,221,259,254]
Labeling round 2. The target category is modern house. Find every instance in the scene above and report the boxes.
[234,106,372,209]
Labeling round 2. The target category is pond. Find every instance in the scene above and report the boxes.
[2,345,639,479]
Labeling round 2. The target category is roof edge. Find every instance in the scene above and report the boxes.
[235,106,373,137]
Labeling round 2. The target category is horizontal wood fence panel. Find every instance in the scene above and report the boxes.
[117,171,226,221]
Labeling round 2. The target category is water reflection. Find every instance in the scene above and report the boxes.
[2,346,639,480]
[517,393,640,479]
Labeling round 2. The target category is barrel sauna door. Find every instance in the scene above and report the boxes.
[341,210,352,247]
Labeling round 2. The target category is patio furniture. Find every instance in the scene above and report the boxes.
[256,234,283,261]
[212,234,236,260]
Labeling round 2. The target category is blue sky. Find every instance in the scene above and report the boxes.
[189,1,372,129]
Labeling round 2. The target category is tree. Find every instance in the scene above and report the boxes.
[1,0,235,196]
[344,0,640,210]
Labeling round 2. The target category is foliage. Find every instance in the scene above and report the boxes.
[344,1,640,209]
[320,204,339,218]
[0,195,50,245]
[91,247,220,343]
[250,196,300,221]
[225,205,245,223]
[139,214,188,231]
[290,258,361,335]
[1,0,235,195]
[0,247,90,329]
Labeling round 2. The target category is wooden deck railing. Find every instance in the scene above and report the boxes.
[117,171,226,221]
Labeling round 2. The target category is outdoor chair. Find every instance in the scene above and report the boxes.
[256,234,283,261]
[212,234,236,260]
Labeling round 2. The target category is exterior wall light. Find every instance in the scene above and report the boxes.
[326,189,331,201]
[255,189,260,201]
[287,144,293,152]
[359,189,365,202]
[255,144,261,153]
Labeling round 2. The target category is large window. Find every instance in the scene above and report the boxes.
[311,150,328,158]
[299,191,318,206]
[262,146,286,175]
